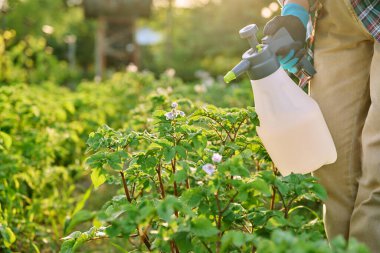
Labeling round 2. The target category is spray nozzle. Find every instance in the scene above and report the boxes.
[224,59,251,83]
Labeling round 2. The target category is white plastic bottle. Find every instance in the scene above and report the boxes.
[252,68,337,175]
[224,24,337,176]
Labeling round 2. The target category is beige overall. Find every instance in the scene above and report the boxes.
[311,0,380,252]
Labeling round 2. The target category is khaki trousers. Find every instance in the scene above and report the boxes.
[310,0,380,252]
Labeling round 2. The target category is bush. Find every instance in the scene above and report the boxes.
[0,71,370,252]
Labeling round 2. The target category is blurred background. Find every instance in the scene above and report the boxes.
[0,0,280,85]
[1,2,337,253]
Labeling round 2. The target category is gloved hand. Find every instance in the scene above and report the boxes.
[263,3,309,74]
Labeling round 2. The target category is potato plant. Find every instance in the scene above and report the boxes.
[0,69,369,252]
[60,96,368,253]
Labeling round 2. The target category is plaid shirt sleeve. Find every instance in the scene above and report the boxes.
[278,0,380,42]
[350,0,380,42]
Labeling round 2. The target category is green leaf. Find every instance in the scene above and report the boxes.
[64,210,94,234]
[176,145,187,159]
[274,178,290,196]
[251,178,271,195]
[61,231,82,240]
[173,232,193,252]
[181,188,203,208]
[163,147,176,162]
[72,232,90,251]
[157,196,180,221]
[192,135,207,153]
[0,131,12,150]
[31,242,40,253]
[86,152,106,169]
[311,184,327,200]
[59,239,76,253]
[91,169,106,189]
[0,224,16,248]
[174,169,187,183]
[221,231,252,252]
[72,186,93,216]
[190,217,218,238]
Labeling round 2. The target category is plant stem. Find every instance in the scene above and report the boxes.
[208,123,225,144]
[201,240,213,253]
[233,117,247,141]
[138,225,152,251]
[156,163,166,199]
[215,191,222,253]
[221,191,239,213]
[171,158,179,218]
[255,159,261,172]
[276,187,289,218]
[270,186,276,210]
[172,159,179,197]
[203,115,234,141]
[120,171,132,203]
[170,240,179,253]
[131,182,136,199]
[120,171,151,251]
[170,156,179,251]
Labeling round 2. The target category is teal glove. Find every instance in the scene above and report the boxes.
[264,3,309,73]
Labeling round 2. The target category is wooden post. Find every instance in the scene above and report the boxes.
[95,16,106,82]
[166,0,174,67]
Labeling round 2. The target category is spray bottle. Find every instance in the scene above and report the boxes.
[224,24,337,176]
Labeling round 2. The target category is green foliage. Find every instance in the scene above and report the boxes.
[0,71,168,251]
[3,0,95,80]
[0,69,370,252]
[60,83,369,252]
[0,30,75,85]
[256,230,370,253]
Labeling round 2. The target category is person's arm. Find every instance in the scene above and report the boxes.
[283,0,309,10]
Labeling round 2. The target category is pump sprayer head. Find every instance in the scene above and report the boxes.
[224,24,260,83]
[224,23,317,85]
[239,24,259,50]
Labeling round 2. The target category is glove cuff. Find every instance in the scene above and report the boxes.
[281,3,309,28]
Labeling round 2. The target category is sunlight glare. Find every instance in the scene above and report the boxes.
[261,7,273,19]
[269,2,279,12]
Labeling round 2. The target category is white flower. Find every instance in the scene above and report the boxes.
[42,25,54,35]
[156,87,166,95]
[190,167,197,173]
[203,78,214,87]
[212,153,222,163]
[202,163,216,176]
[165,68,176,78]
[126,63,138,72]
[165,112,175,120]
[178,110,185,117]
[197,181,204,186]
[234,176,242,180]
[194,84,207,94]
[171,102,178,109]
[95,231,106,237]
